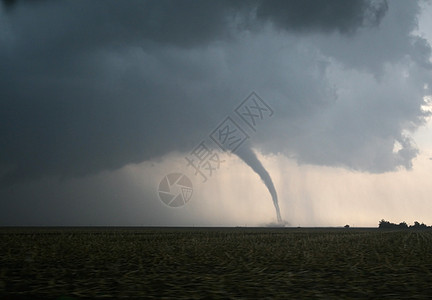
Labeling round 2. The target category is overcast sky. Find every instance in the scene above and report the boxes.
[1,0,432,226]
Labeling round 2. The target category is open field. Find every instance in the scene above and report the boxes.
[1,227,432,299]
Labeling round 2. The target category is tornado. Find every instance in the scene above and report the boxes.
[235,144,283,223]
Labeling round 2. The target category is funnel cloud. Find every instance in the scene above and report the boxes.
[235,143,282,223]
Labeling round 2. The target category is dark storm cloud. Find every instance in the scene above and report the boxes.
[0,0,430,187]
[256,0,388,34]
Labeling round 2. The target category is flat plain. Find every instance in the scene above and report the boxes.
[1,227,432,299]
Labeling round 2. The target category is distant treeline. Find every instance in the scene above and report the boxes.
[379,220,431,229]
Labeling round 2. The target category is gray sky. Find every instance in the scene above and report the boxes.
[1,0,431,226]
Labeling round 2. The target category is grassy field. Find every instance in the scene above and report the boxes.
[1,227,432,299]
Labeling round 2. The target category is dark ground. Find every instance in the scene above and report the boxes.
[1,227,432,299]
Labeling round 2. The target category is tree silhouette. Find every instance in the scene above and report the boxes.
[378,220,431,229]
